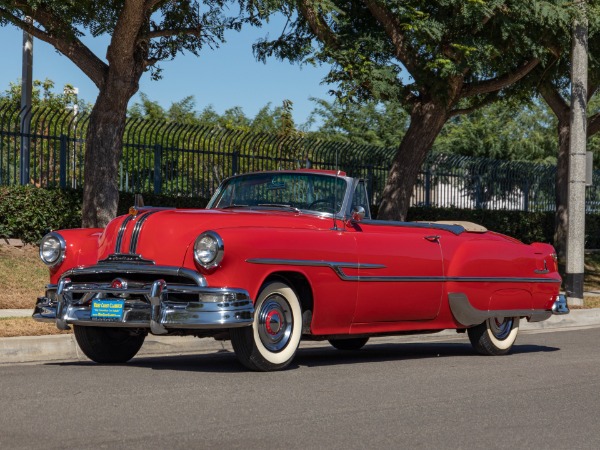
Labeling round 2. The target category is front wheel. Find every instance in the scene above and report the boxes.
[467,316,520,356]
[74,326,146,363]
[230,281,302,371]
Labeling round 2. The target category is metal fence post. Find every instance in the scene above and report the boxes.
[232,150,239,175]
[59,134,67,189]
[475,175,482,209]
[523,178,530,212]
[367,165,374,205]
[153,144,162,195]
[425,168,432,207]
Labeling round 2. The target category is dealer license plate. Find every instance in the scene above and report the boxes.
[91,299,125,322]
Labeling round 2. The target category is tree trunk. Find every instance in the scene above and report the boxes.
[82,75,141,227]
[554,121,570,259]
[377,101,448,221]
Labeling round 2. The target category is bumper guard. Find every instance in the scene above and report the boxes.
[33,278,254,334]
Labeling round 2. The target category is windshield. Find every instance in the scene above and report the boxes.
[208,172,348,214]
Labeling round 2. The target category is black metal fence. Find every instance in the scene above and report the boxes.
[2,104,600,212]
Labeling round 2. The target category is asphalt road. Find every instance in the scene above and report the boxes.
[1,327,599,449]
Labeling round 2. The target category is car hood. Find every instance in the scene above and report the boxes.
[97,208,336,266]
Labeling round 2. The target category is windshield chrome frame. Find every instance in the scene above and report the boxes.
[206,171,357,219]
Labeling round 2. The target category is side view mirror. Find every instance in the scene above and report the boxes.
[351,206,365,223]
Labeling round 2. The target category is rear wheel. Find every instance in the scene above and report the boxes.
[467,317,520,356]
[231,281,302,371]
[74,326,146,363]
[328,337,369,351]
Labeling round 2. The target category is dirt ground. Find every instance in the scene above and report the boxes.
[0,244,47,310]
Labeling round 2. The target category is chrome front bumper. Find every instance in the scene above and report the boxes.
[33,278,254,334]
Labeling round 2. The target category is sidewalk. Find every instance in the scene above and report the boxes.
[2,308,599,365]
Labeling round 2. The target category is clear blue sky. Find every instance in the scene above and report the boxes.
[0,17,332,127]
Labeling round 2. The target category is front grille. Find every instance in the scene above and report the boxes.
[68,272,197,286]
[56,264,207,306]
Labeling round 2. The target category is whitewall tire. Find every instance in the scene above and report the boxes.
[467,316,520,356]
[231,281,303,371]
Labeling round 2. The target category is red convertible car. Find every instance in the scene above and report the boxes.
[34,169,569,371]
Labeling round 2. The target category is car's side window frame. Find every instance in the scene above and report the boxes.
[347,179,372,220]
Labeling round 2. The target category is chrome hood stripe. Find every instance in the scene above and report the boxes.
[129,210,160,254]
[113,210,161,256]
[115,215,135,254]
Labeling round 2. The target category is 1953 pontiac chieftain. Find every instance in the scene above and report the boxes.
[34,169,569,371]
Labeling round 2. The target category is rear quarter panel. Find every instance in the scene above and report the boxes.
[441,232,560,318]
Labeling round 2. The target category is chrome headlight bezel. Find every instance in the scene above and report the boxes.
[39,232,66,267]
[193,231,224,270]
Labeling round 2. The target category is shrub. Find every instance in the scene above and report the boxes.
[0,187,82,244]
[0,187,209,244]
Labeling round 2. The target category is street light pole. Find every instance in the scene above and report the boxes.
[20,17,33,185]
[565,1,588,307]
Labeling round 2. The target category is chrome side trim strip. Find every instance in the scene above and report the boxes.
[444,276,560,284]
[246,258,385,270]
[246,258,561,284]
[448,292,552,326]
[246,258,386,281]
[129,210,159,254]
[115,215,135,253]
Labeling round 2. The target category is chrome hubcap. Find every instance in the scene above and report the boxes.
[258,294,293,352]
[489,317,514,340]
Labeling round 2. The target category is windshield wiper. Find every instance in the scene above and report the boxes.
[220,204,251,209]
[257,203,301,213]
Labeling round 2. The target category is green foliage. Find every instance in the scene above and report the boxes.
[128,95,301,135]
[0,187,210,243]
[0,186,82,244]
[434,99,558,164]
[256,0,573,104]
[0,78,90,112]
[305,98,408,147]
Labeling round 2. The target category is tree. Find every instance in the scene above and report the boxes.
[535,1,600,257]
[433,99,558,163]
[256,0,573,220]
[306,98,408,148]
[129,93,198,123]
[0,0,255,227]
[0,78,89,111]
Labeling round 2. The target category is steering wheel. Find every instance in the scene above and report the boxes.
[308,199,337,213]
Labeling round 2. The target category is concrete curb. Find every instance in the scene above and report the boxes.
[1,309,599,365]
[0,309,33,318]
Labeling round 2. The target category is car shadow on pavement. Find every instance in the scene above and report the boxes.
[293,341,560,369]
[50,341,559,373]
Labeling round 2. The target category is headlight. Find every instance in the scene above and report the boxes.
[39,232,66,267]
[194,231,224,269]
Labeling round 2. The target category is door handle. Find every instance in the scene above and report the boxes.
[424,235,440,242]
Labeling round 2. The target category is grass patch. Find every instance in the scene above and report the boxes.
[0,244,47,309]
[584,253,600,294]
[0,317,71,338]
